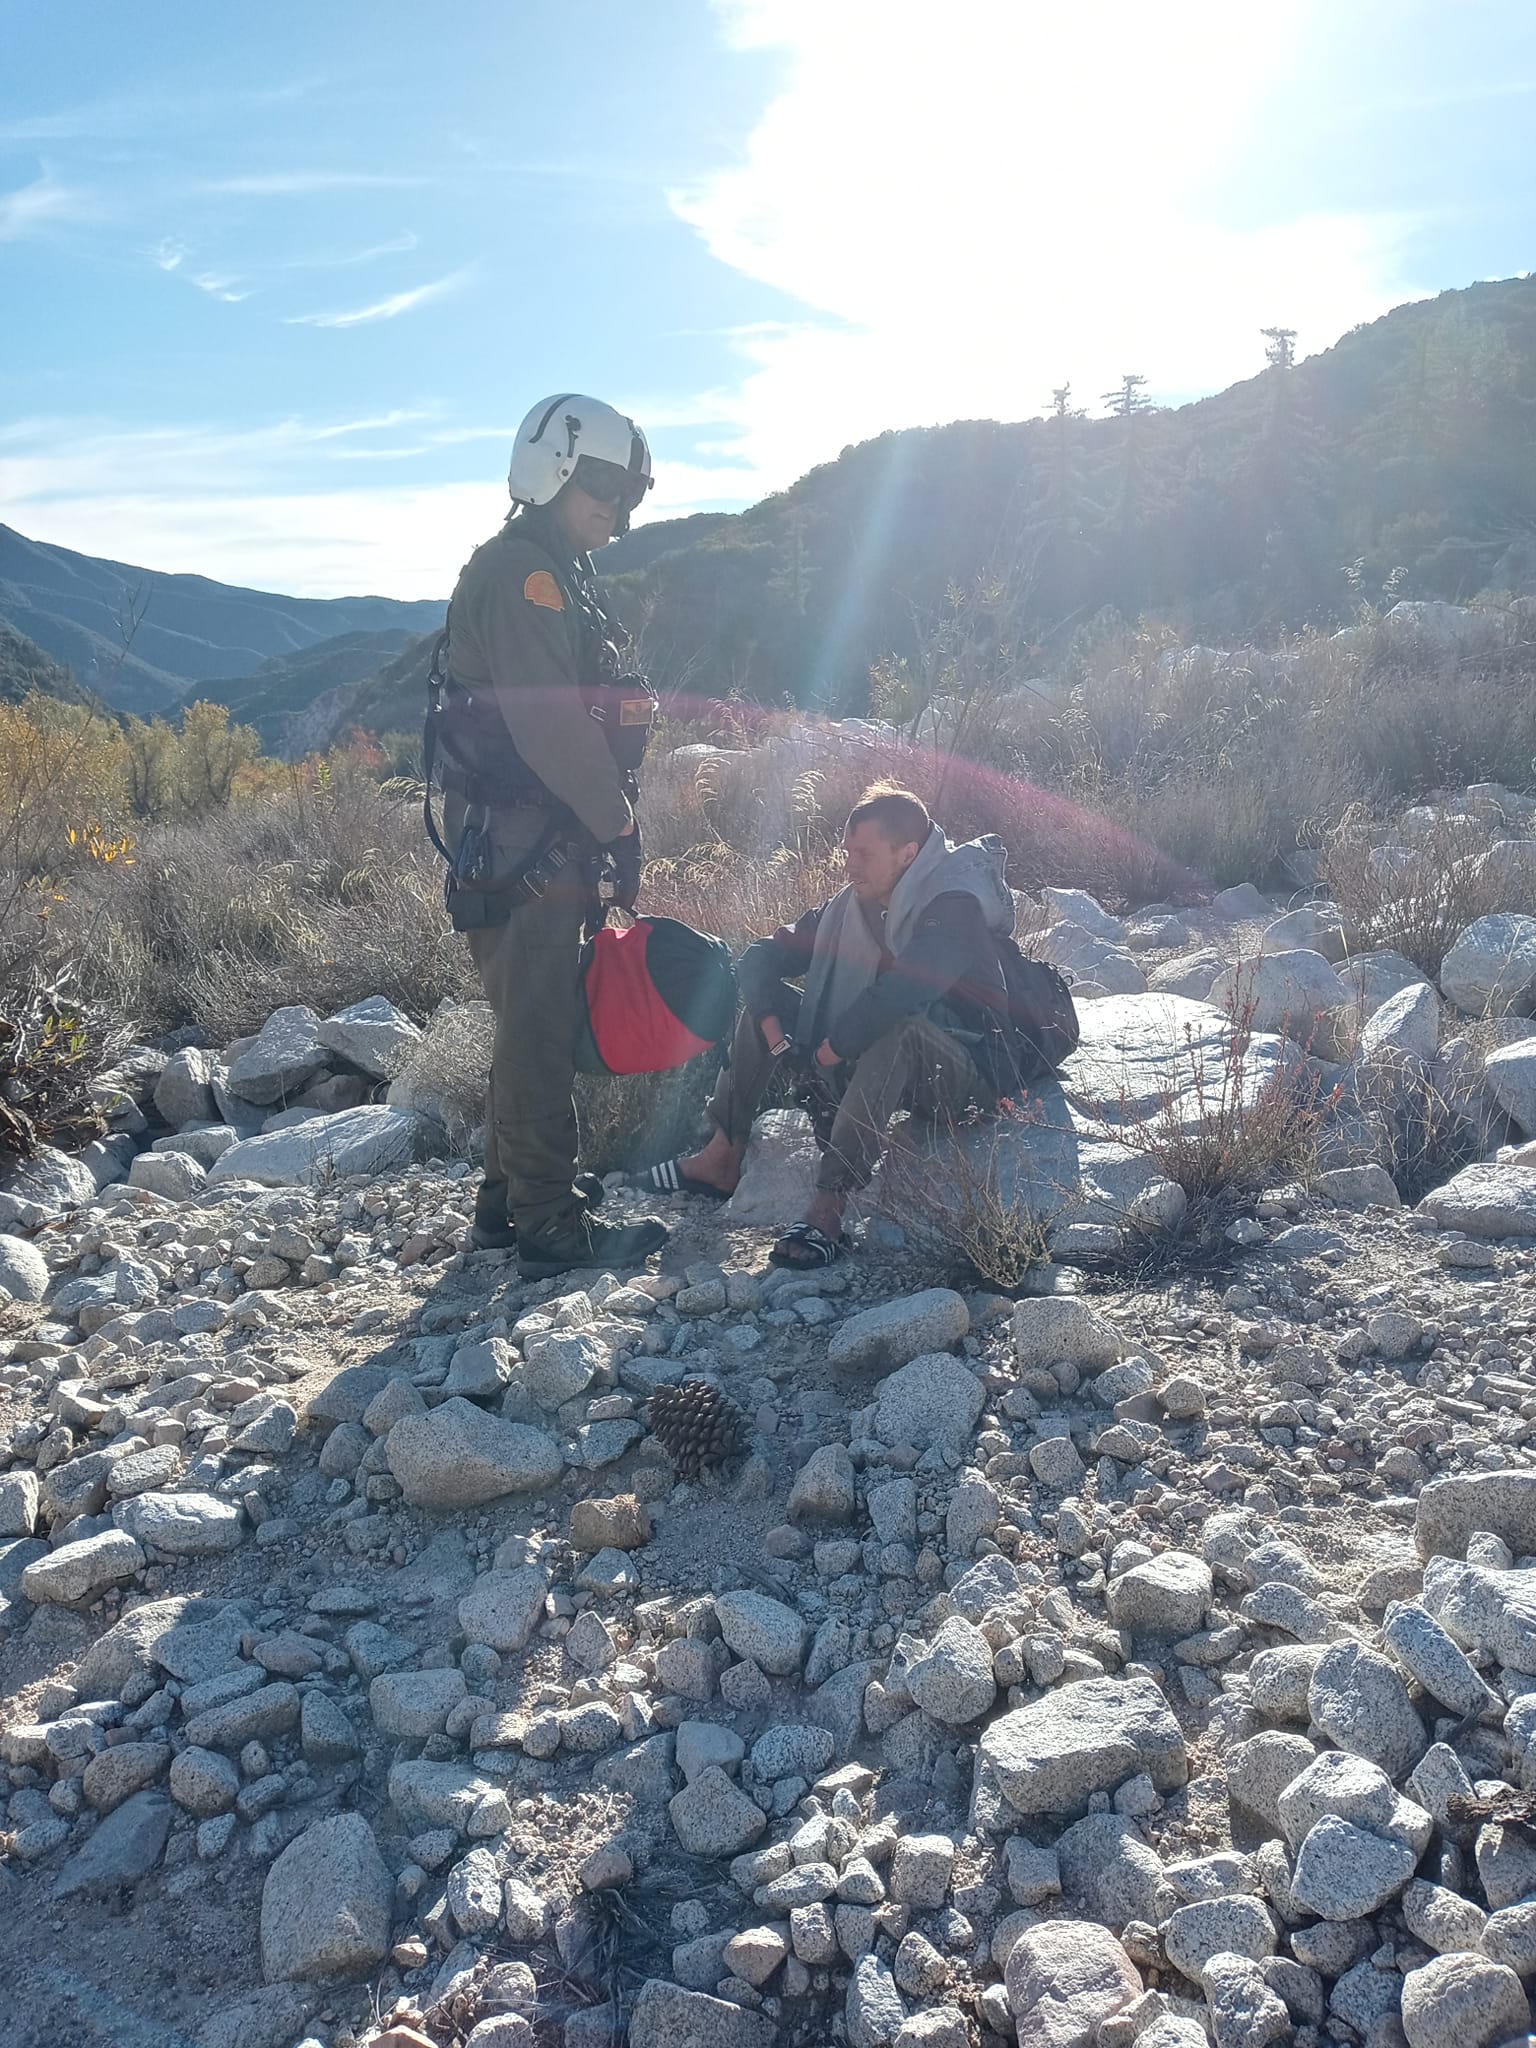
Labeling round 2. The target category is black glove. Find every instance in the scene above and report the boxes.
[608,822,643,913]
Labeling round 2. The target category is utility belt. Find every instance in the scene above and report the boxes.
[437,759,545,812]
[444,811,588,931]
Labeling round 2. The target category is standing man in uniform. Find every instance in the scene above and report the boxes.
[427,393,669,1279]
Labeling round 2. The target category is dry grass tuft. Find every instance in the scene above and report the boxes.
[1322,804,1530,979]
[880,1104,1056,1291]
[1089,1001,1333,1235]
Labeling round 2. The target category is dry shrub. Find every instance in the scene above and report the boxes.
[1354,1042,1502,1204]
[575,1060,719,1178]
[881,1104,1054,1290]
[382,994,718,1177]
[52,769,471,1038]
[1091,1002,1332,1233]
[0,967,130,1166]
[385,1000,494,1155]
[1321,806,1514,979]
[645,727,1197,909]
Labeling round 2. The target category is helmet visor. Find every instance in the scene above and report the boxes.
[570,454,652,513]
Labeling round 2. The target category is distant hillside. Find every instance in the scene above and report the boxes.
[184,629,416,755]
[327,632,438,749]
[596,276,1536,709]
[0,523,444,717]
[0,619,86,707]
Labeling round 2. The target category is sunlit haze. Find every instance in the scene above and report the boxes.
[3,0,1533,596]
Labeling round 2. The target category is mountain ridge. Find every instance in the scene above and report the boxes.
[7,276,1536,743]
[0,521,445,716]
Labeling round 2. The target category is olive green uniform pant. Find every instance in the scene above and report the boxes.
[708,1007,981,1194]
[449,795,587,1236]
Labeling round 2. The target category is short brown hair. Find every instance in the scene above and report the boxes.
[846,783,931,848]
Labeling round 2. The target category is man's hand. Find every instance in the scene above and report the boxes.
[815,1039,840,1069]
[760,1013,787,1054]
[608,819,642,912]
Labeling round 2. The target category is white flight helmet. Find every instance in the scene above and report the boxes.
[507,393,653,530]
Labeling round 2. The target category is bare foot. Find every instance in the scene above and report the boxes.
[678,1129,745,1195]
[802,1188,847,1240]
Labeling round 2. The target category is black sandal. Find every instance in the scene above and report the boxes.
[633,1158,732,1202]
[768,1222,846,1269]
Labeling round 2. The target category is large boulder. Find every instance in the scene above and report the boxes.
[1485,1038,1536,1137]
[1416,1470,1536,1561]
[826,1288,969,1375]
[722,1107,821,1224]
[1262,905,1352,962]
[871,1354,986,1454]
[153,1047,219,1126]
[1004,1918,1143,2041]
[1148,950,1225,1001]
[1441,914,1536,1018]
[260,1813,392,1982]
[1061,993,1296,1127]
[0,1145,97,1229]
[387,1398,563,1510]
[714,1589,806,1675]
[317,997,422,1080]
[1401,1952,1530,2048]
[52,1789,173,1898]
[73,1595,195,1695]
[225,1005,328,1106]
[975,1677,1187,1824]
[128,1149,208,1200]
[1209,949,1351,1050]
[1038,921,1147,996]
[627,1979,775,2048]
[114,1491,244,1556]
[1308,1640,1427,1780]
[1106,1553,1213,1639]
[1418,1163,1536,1239]
[21,1529,144,1604]
[209,1104,435,1187]
[457,1567,548,1652]
[0,1232,48,1304]
[1014,1297,1124,1374]
[1339,949,1429,1016]
[1358,982,1440,1063]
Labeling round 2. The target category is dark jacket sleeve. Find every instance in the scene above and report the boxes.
[737,905,824,1019]
[827,893,993,1061]
[454,540,632,842]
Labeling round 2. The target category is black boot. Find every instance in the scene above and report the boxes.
[471,1174,605,1253]
[516,1206,668,1281]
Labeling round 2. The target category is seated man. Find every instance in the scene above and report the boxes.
[636,784,1024,1267]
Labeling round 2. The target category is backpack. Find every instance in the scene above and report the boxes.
[575,916,737,1076]
[993,938,1081,1087]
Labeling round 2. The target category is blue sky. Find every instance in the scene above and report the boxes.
[2,0,1534,598]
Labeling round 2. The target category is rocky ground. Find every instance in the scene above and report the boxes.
[5,786,1536,2048]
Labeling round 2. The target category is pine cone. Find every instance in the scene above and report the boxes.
[647,1378,746,1479]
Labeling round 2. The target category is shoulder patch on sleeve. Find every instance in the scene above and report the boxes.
[523,569,565,611]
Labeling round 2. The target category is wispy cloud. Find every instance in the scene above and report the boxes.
[0,76,330,145]
[150,238,251,303]
[192,271,251,304]
[280,231,421,270]
[285,271,466,329]
[205,171,427,197]
[0,169,91,241]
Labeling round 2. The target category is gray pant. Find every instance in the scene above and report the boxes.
[709,1007,981,1193]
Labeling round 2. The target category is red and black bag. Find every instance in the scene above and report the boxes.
[575,916,737,1076]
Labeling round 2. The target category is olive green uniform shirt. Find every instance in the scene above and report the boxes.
[447,517,632,843]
